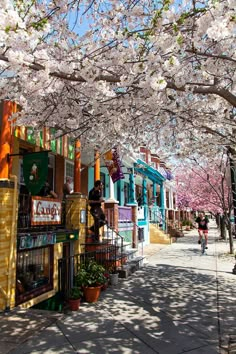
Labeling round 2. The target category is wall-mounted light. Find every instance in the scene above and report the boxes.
[80,209,86,224]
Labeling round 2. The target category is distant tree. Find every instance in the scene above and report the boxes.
[176,153,234,253]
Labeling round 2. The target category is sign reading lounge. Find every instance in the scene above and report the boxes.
[31,196,62,225]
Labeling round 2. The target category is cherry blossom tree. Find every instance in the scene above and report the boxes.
[176,153,235,253]
[0,0,235,157]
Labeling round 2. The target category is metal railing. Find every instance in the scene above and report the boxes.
[58,243,120,299]
[149,207,164,226]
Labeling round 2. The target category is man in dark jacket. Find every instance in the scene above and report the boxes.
[88,180,106,241]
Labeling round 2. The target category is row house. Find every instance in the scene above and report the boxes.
[0,101,177,312]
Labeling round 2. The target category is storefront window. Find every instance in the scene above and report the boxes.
[16,246,53,304]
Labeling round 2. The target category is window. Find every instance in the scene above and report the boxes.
[100,172,106,198]
[65,160,74,191]
[48,154,55,190]
[139,153,146,162]
[124,182,129,204]
[173,193,176,209]
[16,246,53,304]
[150,161,156,169]
[166,191,170,208]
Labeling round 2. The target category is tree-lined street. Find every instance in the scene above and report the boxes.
[0,2,236,351]
[0,221,235,354]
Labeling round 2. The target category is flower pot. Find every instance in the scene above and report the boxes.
[101,281,108,291]
[83,286,101,303]
[110,273,119,286]
[68,298,81,311]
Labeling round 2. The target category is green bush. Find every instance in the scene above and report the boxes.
[181,220,193,227]
[69,287,83,300]
[75,260,106,288]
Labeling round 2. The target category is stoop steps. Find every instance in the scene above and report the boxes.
[149,223,171,244]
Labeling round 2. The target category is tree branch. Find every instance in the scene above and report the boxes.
[1,53,236,107]
[186,49,236,63]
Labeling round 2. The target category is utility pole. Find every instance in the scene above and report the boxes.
[229,155,236,226]
[228,149,235,255]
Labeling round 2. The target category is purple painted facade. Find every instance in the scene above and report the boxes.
[118,206,132,222]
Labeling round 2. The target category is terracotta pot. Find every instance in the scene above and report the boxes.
[68,298,81,311]
[83,286,101,303]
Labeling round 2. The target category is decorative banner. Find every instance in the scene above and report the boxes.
[104,147,125,183]
[31,196,62,225]
[23,151,48,195]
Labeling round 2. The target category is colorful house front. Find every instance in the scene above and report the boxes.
[0,101,86,311]
[0,100,177,311]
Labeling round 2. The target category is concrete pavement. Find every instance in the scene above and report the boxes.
[0,221,236,354]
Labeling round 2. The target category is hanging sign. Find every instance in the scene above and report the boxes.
[23,151,49,195]
[31,196,62,225]
[18,233,56,250]
[104,147,124,183]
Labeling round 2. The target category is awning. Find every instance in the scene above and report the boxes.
[134,159,166,185]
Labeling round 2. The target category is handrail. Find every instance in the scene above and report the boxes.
[88,208,124,274]
[112,208,144,255]
[149,208,164,230]
[149,209,162,223]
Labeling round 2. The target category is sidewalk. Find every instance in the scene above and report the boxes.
[0,222,236,354]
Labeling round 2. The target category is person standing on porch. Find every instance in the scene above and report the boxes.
[88,180,106,242]
[63,177,72,198]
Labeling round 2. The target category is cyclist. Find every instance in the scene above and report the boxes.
[195,212,209,249]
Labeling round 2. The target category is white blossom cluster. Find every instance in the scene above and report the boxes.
[0,0,235,161]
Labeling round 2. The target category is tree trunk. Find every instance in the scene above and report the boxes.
[220,215,227,240]
[228,223,235,254]
[215,213,220,228]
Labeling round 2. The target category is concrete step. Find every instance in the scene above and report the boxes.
[122,248,138,259]
[119,256,146,278]
[150,224,171,244]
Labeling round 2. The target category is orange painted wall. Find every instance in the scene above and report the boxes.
[0,101,13,178]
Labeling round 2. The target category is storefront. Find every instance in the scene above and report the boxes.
[16,233,55,305]
[15,196,79,306]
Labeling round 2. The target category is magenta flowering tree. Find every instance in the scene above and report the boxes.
[177,169,227,214]
[176,153,234,253]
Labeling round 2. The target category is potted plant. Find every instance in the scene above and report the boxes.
[181,220,191,231]
[101,272,110,291]
[185,220,192,231]
[108,265,119,286]
[68,287,83,311]
[75,260,106,303]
